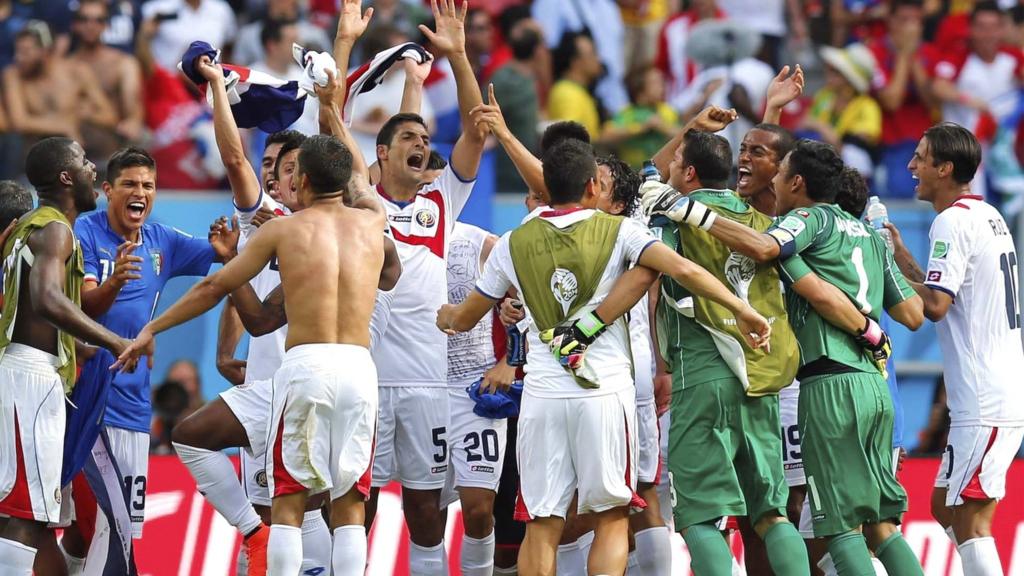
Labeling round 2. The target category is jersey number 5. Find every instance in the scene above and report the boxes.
[999,252,1020,330]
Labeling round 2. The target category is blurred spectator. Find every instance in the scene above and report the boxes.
[619,0,670,75]
[49,0,144,55]
[548,30,604,138]
[165,358,205,414]
[233,0,330,66]
[801,43,881,177]
[357,0,431,60]
[867,0,937,198]
[3,22,118,166]
[914,376,950,456]
[490,17,543,195]
[0,0,42,70]
[141,0,237,72]
[831,0,889,46]
[533,0,629,114]
[0,105,16,180]
[717,0,807,68]
[251,18,320,135]
[149,379,190,454]
[602,64,679,169]
[655,0,724,106]
[465,8,497,82]
[69,0,145,159]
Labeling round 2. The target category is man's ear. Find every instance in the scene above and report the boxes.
[59,171,73,187]
[376,145,389,164]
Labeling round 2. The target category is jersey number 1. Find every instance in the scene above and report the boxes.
[1000,252,1020,330]
[851,247,871,314]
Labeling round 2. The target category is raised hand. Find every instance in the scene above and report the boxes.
[689,105,738,133]
[314,67,343,106]
[207,215,239,262]
[196,55,224,84]
[108,240,143,289]
[336,0,374,44]
[418,0,469,57]
[403,54,433,85]
[765,65,805,114]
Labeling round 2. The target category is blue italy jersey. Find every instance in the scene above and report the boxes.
[74,211,214,432]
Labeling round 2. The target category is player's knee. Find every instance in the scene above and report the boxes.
[403,494,445,544]
[170,413,205,448]
[930,490,951,526]
[461,500,495,537]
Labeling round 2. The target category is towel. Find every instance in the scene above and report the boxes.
[467,380,524,419]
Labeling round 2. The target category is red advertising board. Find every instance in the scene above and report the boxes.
[134,456,1024,575]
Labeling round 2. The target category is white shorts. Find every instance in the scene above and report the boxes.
[636,399,661,485]
[441,388,507,506]
[934,425,1024,507]
[372,386,450,490]
[105,426,149,538]
[779,382,804,487]
[220,378,274,507]
[515,388,642,520]
[656,411,673,527]
[0,344,65,523]
[267,344,378,500]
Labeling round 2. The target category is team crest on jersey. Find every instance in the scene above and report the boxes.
[54,488,62,504]
[255,470,268,488]
[149,249,163,276]
[415,209,437,228]
[931,240,949,259]
[724,252,757,304]
[550,268,579,316]
[796,209,810,217]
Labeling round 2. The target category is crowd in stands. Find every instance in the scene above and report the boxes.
[3,0,1024,210]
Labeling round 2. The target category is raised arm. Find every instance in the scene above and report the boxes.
[27,223,126,353]
[471,83,546,198]
[762,64,804,125]
[419,0,486,179]
[651,106,738,180]
[886,222,951,322]
[230,282,287,337]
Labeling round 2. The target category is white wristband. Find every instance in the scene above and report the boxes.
[682,200,717,231]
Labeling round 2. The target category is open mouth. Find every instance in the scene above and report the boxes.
[737,166,752,188]
[127,201,147,218]
[407,152,424,172]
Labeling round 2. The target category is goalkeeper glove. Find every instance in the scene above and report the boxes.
[639,180,716,230]
[854,316,892,377]
[539,311,607,371]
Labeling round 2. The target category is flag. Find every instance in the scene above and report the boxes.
[342,42,433,126]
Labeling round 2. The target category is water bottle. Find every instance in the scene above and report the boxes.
[641,160,661,183]
[505,299,527,367]
[865,196,894,252]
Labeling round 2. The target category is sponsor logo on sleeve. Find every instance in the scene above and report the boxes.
[778,216,806,237]
[927,270,942,282]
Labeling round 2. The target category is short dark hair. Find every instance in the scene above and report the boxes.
[540,121,591,153]
[106,146,156,183]
[552,30,592,80]
[971,0,1002,21]
[427,150,447,171]
[497,4,531,39]
[298,134,353,196]
[835,167,869,218]
[274,133,307,180]
[750,123,796,160]
[0,180,33,231]
[376,113,428,148]
[509,26,541,61]
[266,129,306,150]
[261,18,296,49]
[542,139,596,205]
[785,140,844,203]
[597,155,640,218]
[25,137,77,192]
[682,130,732,190]
[923,122,981,184]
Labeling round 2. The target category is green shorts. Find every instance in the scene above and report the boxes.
[668,376,788,529]
[799,371,907,537]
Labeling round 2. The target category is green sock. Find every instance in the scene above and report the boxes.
[763,521,811,576]
[683,522,734,576]
[874,532,924,576]
[827,531,876,576]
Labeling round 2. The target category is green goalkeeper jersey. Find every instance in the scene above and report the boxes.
[769,203,915,375]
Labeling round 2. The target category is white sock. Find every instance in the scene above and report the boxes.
[267,524,303,576]
[173,442,263,536]
[945,526,959,546]
[332,525,367,576]
[634,526,672,576]
[409,541,446,576]
[817,552,837,576]
[59,542,86,576]
[958,537,1003,576]
[557,541,586,576]
[627,550,641,573]
[494,565,518,575]
[731,556,746,576]
[301,509,332,572]
[461,530,495,576]
[0,537,36,576]
[577,530,595,570]
[871,556,889,576]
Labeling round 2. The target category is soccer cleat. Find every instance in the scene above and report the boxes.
[245,524,270,576]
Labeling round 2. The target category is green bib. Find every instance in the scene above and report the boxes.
[509,211,623,388]
[0,206,84,393]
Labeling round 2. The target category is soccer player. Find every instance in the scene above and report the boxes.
[0,137,132,572]
[645,139,926,575]
[114,131,387,576]
[887,122,1023,576]
[436,138,773,575]
[366,1,490,571]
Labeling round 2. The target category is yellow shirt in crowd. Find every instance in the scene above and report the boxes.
[548,79,602,138]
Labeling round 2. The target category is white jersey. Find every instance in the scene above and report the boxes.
[447,222,495,386]
[629,295,655,404]
[477,208,658,398]
[924,195,1024,427]
[235,190,291,383]
[374,165,475,387]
